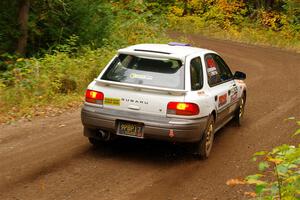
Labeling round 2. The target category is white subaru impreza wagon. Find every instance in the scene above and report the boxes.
[81,43,247,159]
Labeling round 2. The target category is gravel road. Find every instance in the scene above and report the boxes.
[1,34,299,200]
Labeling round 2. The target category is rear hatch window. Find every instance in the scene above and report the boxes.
[101,54,184,89]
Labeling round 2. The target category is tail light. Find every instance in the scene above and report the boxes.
[167,102,199,116]
[85,89,104,105]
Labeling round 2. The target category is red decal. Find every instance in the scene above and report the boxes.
[207,58,216,68]
[218,94,227,107]
[169,129,175,138]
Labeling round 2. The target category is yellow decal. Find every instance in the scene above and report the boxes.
[104,97,120,106]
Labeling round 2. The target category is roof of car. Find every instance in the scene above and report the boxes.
[118,43,215,60]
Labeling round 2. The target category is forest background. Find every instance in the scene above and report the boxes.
[0,0,299,123]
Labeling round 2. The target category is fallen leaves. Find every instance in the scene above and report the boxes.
[0,100,82,125]
[226,178,246,186]
[244,191,256,198]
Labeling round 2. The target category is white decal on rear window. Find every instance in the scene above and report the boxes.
[130,73,153,80]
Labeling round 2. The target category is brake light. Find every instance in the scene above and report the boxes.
[85,89,104,104]
[167,102,199,116]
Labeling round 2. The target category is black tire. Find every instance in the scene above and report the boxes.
[235,94,246,126]
[88,137,102,146]
[194,116,215,159]
[84,127,101,146]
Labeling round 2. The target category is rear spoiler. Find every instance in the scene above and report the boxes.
[118,49,184,61]
[95,79,187,95]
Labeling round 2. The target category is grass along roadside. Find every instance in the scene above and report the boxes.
[0,32,172,125]
[0,94,83,124]
[0,47,114,124]
[168,15,300,52]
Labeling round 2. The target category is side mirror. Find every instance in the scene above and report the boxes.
[234,71,246,80]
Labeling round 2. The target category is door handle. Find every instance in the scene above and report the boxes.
[214,95,218,101]
[228,90,231,95]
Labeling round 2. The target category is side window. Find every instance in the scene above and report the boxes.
[205,54,233,86]
[212,55,233,82]
[205,54,222,86]
[190,57,203,90]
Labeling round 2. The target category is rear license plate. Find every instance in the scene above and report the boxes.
[117,121,144,138]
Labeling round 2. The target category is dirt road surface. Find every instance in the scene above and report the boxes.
[1,34,299,200]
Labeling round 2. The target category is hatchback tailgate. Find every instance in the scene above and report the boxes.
[92,80,185,117]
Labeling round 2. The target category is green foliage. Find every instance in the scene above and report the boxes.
[0,0,115,55]
[0,47,113,122]
[0,0,19,53]
[0,0,170,123]
[1,0,299,55]
[66,0,115,48]
[106,1,168,48]
[245,121,300,199]
[166,0,300,51]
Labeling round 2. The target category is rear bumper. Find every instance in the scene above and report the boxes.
[81,104,208,143]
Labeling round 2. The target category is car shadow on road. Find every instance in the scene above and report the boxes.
[86,138,197,165]
[82,119,243,168]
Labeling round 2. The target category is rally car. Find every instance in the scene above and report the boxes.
[81,43,247,159]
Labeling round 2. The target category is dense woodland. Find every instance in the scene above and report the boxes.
[0,0,299,56]
[0,0,299,122]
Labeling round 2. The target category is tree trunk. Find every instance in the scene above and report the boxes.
[183,0,188,16]
[16,0,30,55]
[266,0,274,10]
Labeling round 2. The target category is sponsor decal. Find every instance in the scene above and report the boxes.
[197,91,206,96]
[207,58,216,68]
[229,86,238,103]
[230,92,238,102]
[104,97,120,106]
[130,73,153,80]
[207,67,217,73]
[230,86,238,94]
[206,58,218,76]
[218,93,228,107]
[208,70,218,76]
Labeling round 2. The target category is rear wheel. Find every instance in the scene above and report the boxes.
[194,116,215,159]
[88,137,102,146]
[235,94,246,126]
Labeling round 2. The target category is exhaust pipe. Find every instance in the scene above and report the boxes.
[98,130,111,141]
